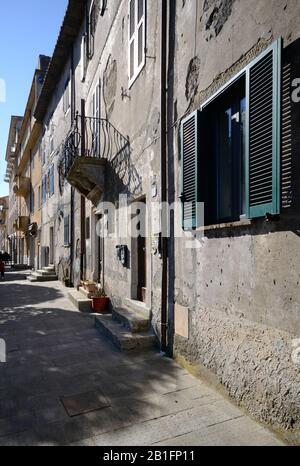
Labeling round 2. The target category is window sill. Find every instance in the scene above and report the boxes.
[195,218,252,233]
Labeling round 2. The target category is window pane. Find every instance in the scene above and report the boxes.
[130,40,135,78]
[138,0,144,22]
[219,107,232,219]
[130,0,135,38]
[138,24,143,66]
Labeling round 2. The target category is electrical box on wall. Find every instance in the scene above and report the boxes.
[116,245,128,267]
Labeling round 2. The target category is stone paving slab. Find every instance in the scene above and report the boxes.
[0,272,285,446]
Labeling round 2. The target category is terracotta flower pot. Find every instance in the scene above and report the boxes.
[91,296,110,313]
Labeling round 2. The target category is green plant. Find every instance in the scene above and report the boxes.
[92,287,106,298]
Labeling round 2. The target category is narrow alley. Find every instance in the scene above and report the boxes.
[0,271,284,446]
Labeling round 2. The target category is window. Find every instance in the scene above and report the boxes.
[180,39,281,229]
[64,215,70,246]
[82,1,102,80]
[30,188,35,214]
[50,134,54,155]
[42,175,47,204]
[128,0,146,87]
[31,151,35,170]
[91,82,101,154]
[81,34,88,81]
[38,186,41,209]
[88,0,97,59]
[49,165,55,196]
[86,217,90,240]
[63,78,71,113]
[41,141,46,166]
[100,0,107,16]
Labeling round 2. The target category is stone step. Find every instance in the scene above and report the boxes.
[27,276,38,282]
[95,315,157,351]
[27,272,58,282]
[13,265,32,271]
[124,298,150,315]
[112,306,150,333]
[78,286,94,299]
[36,269,57,276]
[68,289,92,313]
[42,266,55,272]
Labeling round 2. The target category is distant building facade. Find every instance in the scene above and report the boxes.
[0,196,9,252]
[5,57,50,268]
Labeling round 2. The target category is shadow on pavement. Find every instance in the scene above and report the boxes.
[0,273,195,446]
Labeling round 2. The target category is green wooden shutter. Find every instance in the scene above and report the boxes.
[245,38,282,218]
[180,110,200,229]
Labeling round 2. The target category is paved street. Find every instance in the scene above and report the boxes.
[0,271,284,446]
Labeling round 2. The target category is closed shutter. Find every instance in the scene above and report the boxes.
[180,110,200,229]
[64,215,70,246]
[246,38,281,218]
[50,165,55,195]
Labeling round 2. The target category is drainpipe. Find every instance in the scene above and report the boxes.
[80,100,86,281]
[69,48,75,284]
[29,149,32,268]
[166,0,176,357]
[160,0,168,353]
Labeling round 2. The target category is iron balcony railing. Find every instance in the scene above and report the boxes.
[60,113,130,178]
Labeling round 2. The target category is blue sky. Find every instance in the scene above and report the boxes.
[0,0,68,197]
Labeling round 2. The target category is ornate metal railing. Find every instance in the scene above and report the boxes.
[60,113,130,178]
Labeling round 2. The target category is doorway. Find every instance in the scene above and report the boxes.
[96,214,104,289]
[136,198,147,303]
[49,227,54,265]
[29,237,35,269]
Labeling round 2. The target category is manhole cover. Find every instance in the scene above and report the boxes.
[61,390,110,417]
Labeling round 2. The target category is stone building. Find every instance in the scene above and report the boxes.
[172,0,300,440]
[4,0,300,442]
[0,196,9,252]
[4,57,50,268]
[5,115,23,264]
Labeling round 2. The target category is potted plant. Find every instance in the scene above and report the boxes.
[58,259,72,287]
[63,269,72,287]
[91,287,110,313]
[83,280,97,294]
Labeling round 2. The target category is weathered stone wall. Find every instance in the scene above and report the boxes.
[173,0,300,441]
[82,0,163,328]
[40,53,75,274]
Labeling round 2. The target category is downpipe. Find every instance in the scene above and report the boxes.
[160,0,168,354]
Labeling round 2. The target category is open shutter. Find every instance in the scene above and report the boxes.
[246,38,281,218]
[180,110,200,229]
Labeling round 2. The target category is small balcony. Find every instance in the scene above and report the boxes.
[59,114,129,205]
[13,216,30,233]
[13,177,31,198]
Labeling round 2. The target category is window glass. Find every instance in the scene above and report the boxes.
[138,0,144,22]
[64,215,70,246]
[130,0,135,38]
[86,217,90,240]
[138,25,143,66]
[130,41,135,78]
[218,107,233,220]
